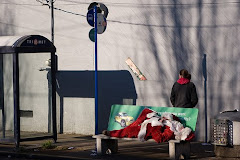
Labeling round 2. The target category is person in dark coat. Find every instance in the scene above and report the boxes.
[170,69,198,108]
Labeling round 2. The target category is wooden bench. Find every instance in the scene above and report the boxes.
[92,104,198,160]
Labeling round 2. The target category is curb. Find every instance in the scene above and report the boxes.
[0,150,92,160]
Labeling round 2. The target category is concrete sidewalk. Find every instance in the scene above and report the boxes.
[0,133,228,160]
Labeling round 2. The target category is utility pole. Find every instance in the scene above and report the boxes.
[50,0,54,44]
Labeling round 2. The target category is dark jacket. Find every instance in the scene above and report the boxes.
[170,78,198,108]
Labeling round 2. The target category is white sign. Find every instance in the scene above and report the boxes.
[97,13,107,34]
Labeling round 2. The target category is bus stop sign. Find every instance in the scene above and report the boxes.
[87,9,94,27]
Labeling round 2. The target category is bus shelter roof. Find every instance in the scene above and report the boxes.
[0,35,56,54]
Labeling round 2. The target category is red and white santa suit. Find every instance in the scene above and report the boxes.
[108,108,194,143]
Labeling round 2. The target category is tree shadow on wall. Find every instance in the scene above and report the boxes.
[56,70,137,133]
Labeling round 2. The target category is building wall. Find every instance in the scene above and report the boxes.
[1,0,240,141]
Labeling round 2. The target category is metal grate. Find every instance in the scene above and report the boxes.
[210,118,233,146]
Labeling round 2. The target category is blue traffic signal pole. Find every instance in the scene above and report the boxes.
[94,6,98,135]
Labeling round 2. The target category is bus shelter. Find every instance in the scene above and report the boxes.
[0,35,57,147]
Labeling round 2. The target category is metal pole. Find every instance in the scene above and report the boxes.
[51,0,54,44]
[50,0,56,141]
[94,5,98,135]
[204,78,207,142]
[0,55,5,138]
[51,52,57,142]
[203,54,208,143]
[13,53,20,148]
[2,97,5,138]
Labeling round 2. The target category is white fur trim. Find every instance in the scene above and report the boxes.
[161,112,173,121]
[138,117,162,142]
[146,112,158,118]
[138,112,192,142]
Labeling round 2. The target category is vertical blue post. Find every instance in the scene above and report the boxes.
[94,5,98,135]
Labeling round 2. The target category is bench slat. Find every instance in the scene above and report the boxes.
[93,134,140,141]
[92,134,182,143]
